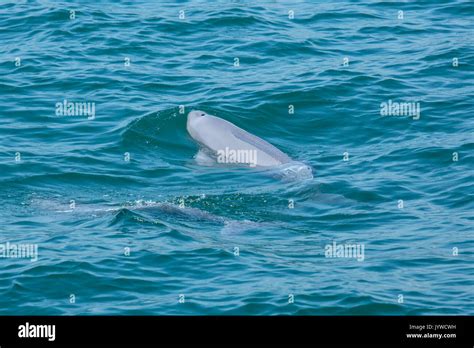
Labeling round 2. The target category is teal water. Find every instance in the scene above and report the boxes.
[0,1,473,315]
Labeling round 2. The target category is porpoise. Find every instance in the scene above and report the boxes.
[186,110,313,179]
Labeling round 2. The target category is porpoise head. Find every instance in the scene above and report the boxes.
[187,110,207,124]
[187,110,209,143]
